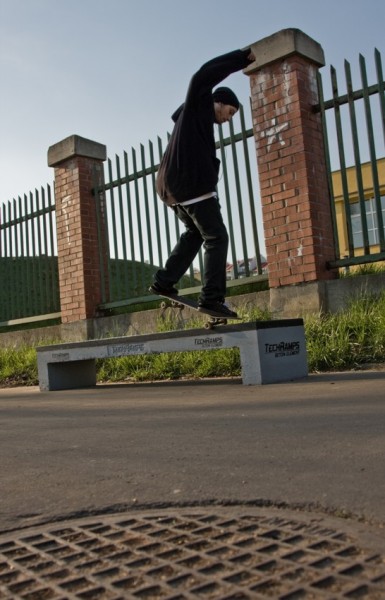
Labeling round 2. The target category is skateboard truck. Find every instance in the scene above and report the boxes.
[160,299,184,310]
[160,300,228,329]
[204,317,228,330]
[155,291,240,329]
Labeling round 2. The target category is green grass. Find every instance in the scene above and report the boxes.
[0,346,39,386]
[305,292,385,372]
[339,263,385,278]
[96,348,242,383]
[2,294,385,387]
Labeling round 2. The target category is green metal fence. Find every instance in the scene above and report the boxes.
[0,186,60,326]
[316,49,385,269]
[94,103,266,309]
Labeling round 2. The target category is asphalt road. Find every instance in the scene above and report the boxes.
[1,371,385,533]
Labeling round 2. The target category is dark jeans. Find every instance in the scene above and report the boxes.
[154,196,229,304]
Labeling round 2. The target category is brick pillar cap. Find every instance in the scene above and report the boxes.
[243,28,325,74]
[48,135,107,167]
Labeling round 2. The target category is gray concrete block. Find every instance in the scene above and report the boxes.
[48,135,107,167]
[37,321,308,391]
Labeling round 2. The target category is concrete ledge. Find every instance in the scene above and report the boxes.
[48,135,107,167]
[37,320,308,391]
[243,28,325,74]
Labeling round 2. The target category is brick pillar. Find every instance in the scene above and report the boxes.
[244,29,336,289]
[48,135,108,324]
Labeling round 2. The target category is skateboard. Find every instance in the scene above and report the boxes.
[155,292,241,330]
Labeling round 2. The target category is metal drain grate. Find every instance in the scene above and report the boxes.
[0,509,385,599]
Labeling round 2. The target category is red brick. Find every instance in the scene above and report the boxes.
[54,151,108,322]
[248,50,337,288]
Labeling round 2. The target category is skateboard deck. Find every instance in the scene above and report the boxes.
[155,292,241,329]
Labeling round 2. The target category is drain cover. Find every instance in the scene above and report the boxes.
[0,508,385,599]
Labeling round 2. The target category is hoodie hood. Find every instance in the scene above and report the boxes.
[171,103,184,123]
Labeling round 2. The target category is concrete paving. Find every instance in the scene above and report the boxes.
[1,371,385,534]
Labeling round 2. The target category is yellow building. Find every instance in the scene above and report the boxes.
[332,158,385,260]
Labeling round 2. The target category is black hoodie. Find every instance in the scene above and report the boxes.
[156,48,252,205]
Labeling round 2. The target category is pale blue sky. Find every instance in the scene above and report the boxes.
[1,0,385,202]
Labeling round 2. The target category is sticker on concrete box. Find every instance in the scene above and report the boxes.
[264,341,301,358]
[194,336,223,348]
[51,352,70,361]
[107,343,146,356]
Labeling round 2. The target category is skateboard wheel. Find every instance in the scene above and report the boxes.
[160,301,167,309]
[204,322,213,330]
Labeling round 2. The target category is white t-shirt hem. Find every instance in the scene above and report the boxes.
[177,192,217,206]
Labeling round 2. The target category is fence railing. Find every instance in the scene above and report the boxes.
[316,48,385,269]
[0,186,60,325]
[93,103,266,309]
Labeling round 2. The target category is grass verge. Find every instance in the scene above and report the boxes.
[306,292,385,371]
[0,346,39,386]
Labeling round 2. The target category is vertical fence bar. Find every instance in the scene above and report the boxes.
[23,195,28,317]
[40,188,49,313]
[23,194,32,316]
[218,124,238,278]
[0,204,3,321]
[140,144,153,268]
[11,201,18,314]
[17,195,27,317]
[16,198,22,318]
[16,198,24,318]
[375,49,385,146]
[187,264,195,285]
[12,198,20,318]
[39,189,46,313]
[3,203,9,320]
[30,192,39,315]
[331,65,355,257]
[93,167,108,305]
[240,103,262,274]
[360,53,385,251]
[44,190,51,312]
[149,140,163,268]
[157,136,172,257]
[123,151,137,297]
[345,60,370,254]
[163,130,181,246]
[34,189,42,314]
[115,155,130,297]
[12,202,17,316]
[229,117,249,276]
[197,249,204,285]
[107,158,122,300]
[7,202,14,318]
[132,147,146,292]
[47,185,59,312]
[173,205,180,245]
[2,204,8,320]
[5,204,10,320]
[316,71,341,260]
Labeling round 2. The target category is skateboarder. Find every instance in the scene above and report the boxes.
[150,46,255,318]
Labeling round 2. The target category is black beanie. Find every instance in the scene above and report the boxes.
[212,86,239,109]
